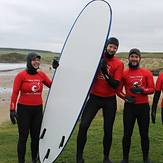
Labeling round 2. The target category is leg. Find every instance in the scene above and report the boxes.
[17,104,30,163]
[30,106,43,162]
[102,96,117,160]
[136,104,150,162]
[77,95,100,161]
[122,103,136,161]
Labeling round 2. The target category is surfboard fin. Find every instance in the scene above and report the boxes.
[59,136,65,148]
[40,128,46,139]
[43,148,50,162]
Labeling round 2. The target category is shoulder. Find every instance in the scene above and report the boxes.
[158,72,163,77]
[140,67,151,74]
[37,70,47,76]
[157,72,163,81]
[113,56,123,64]
[37,70,48,78]
[15,70,27,77]
[140,68,153,77]
[123,68,129,75]
[109,57,124,69]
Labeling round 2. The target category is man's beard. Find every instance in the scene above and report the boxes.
[105,50,116,58]
[128,62,139,69]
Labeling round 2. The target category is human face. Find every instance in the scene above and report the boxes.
[106,43,118,56]
[128,53,141,67]
[31,57,41,69]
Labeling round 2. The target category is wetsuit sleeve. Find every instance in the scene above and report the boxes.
[152,73,162,112]
[142,71,155,94]
[103,74,120,89]
[10,73,23,111]
[41,72,52,88]
[116,79,135,103]
[103,62,124,89]
[152,91,161,113]
[116,79,125,99]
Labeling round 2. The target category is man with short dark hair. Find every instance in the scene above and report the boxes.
[117,48,154,163]
[76,37,124,163]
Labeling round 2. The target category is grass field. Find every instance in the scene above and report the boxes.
[0,111,163,163]
[0,48,162,163]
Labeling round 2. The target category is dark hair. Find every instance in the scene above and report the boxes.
[129,48,141,57]
[105,37,119,48]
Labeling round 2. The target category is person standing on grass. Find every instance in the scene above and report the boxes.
[76,37,124,163]
[151,72,163,124]
[9,52,58,163]
[117,48,154,163]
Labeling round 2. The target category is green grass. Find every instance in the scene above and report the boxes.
[0,111,163,163]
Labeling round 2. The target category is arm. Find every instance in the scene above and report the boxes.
[143,71,155,94]
[41,72,52,88]
[103,73,120,89]
[10,73,22,111]
[116,79,135,104]
[130,71,154,95]
[10,73,23,124]
[151,91,161,124]
[101,59,123,89]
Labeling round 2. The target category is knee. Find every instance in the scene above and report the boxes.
[18,135,28,144]
[140,133,149,141]
[79,121,89,133]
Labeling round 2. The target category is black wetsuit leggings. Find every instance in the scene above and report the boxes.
[122,103,150,161]
[17,103,43,163]
[77,94,117,159]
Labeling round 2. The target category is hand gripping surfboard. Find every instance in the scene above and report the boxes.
[39,0,112,162]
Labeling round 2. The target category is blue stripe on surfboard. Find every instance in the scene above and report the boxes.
[40,0,112,162]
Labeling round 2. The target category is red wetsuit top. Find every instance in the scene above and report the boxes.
[117,67,154,104]
[155,72,163,108]
[90,56,124,97]
[10,70,52,110]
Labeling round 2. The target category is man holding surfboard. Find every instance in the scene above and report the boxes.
[76,37,124,163]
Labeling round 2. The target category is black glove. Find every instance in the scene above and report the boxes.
[124,96,135,104]
[100,59,108,75]
[130,87,144,94]
[52,59,59,69]
[10,110,17,124]
[151,110,156,124]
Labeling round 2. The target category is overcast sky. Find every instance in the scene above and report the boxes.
[0,0,163,53]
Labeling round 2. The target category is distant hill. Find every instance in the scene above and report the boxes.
[0,48,163,75]
[0,48,60,64]
[117,52,163,58]
[117,52,163,76]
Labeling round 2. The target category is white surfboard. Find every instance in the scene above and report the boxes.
[39,0,112,162]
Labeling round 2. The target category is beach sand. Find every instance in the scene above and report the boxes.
[0,64,52,124]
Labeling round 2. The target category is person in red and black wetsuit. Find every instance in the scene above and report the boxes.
[76,37,124,163]
[10,52,58,163]
[117,49,154,163]
[151,72,163,124]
